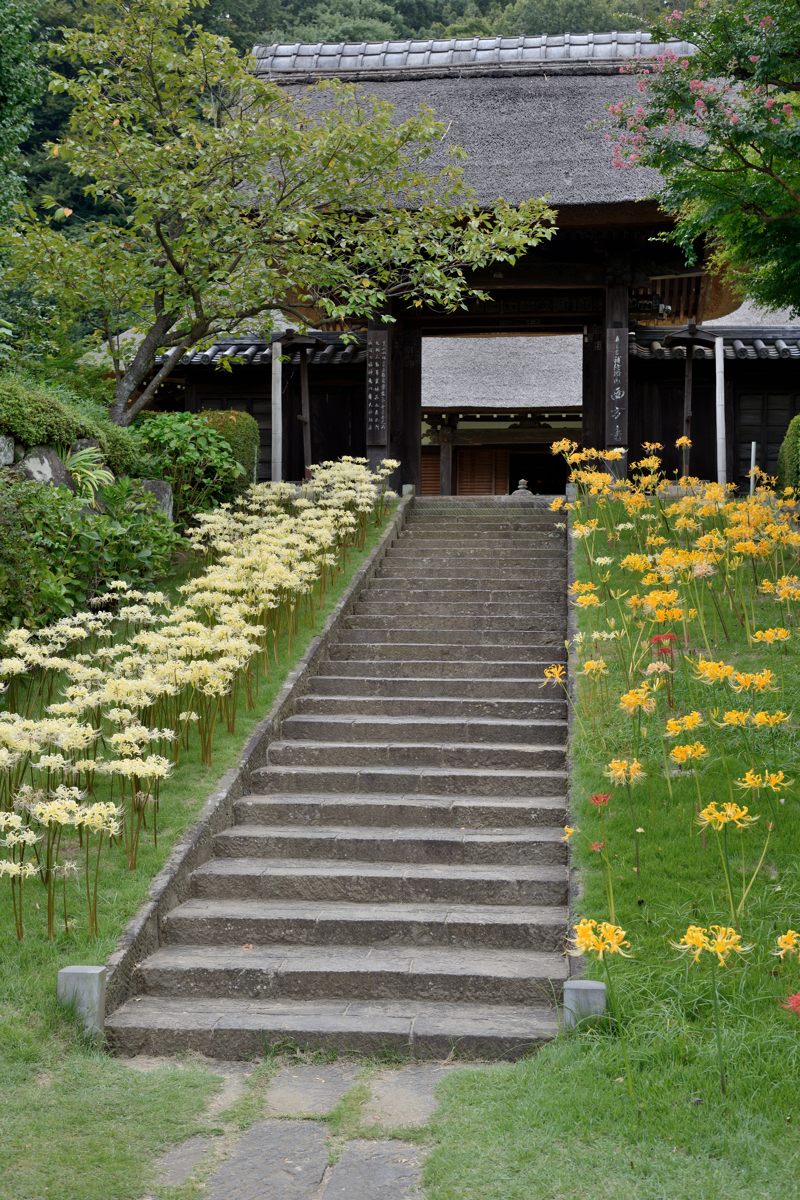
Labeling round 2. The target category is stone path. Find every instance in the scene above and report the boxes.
[133,1057,465,1199]
[108,498,570,1060]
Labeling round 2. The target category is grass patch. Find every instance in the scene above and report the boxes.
[0,515,391,1200]
[425,485,800,1199]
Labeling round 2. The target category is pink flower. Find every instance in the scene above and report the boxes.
[759,14,774,28]
[749,55,760,63]
[782,993,800,1016]
[783,104,793,118]
[668,8,683,21]
[766,98,776,109]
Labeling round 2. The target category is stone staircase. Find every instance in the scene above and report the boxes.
[107,498,570,1060]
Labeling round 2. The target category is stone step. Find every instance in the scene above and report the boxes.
[329,642,563,661]
[339,623,565,639]
[307,674,563,698]
[233,792,567,828]
[161,898,568,951]
[387,556,566,571]
[266,739,566,771]
[105,995,559,1060]
[397,542,564,554]
[400,530,563,540]
[367,585,565,600]
[376,567,565,582]
[192,856,569,906]
[281,714,566,745]
[356,601,566,617]
[252,765,567,797]
[214,823,567,864]
[135,942,568,1005]
[296,693,567,718]
[317,659,562,679]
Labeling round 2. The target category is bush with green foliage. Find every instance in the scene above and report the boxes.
[0,476,179,627]
[200,409,260,491]
[777,413,800,489]
[0,372,139,476]
[132,412,245,522]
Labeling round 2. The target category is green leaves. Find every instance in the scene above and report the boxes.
[607,0,800,312]
[5,0,556,422]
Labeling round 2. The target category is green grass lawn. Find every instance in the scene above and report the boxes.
[426,488,800,1200]
[0,517,390,1200]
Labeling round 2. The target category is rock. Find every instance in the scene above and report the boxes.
[0,435,14,467]
[70,437,102,455]
[140,479,173,521]
[19,446,75,491]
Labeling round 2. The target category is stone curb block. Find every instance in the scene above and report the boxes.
[104,495,414,1017]
[562,978,606,1029]
[57,965,106,1034]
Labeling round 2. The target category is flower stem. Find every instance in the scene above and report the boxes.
[709,959,728,1096]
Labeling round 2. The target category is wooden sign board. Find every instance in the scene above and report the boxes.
[366,329,389,446]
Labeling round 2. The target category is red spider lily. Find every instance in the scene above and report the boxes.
[590,793,610,807]
[782,993,800,1017]
[591,841,606,852]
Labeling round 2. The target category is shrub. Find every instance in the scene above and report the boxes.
[200,409,260,492]
[0,371,139,475]
[0,374,90,448]
[131,412,244,523]
[777,414,800,489]
[0,476,179,627]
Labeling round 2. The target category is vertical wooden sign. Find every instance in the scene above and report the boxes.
[366,328,389,447]
[604,327,629,447]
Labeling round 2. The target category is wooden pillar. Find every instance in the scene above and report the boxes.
[582,323,604,450]
[270,338,282,481]
[391,325,422,494]
[439,418,455,495]
[298,346,312,474]
[682,344,694,444]
[365,324,390,473]
[604,284,629,460]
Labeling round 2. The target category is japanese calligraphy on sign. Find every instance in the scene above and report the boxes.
[366,330,389,446]
[605,329,629,447]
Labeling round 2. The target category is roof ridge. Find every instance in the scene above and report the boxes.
[252,32,697,77]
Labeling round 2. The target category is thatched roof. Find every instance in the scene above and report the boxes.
[422,335,582,410]
[252,34,694,208]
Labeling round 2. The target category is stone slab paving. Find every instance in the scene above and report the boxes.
[361,1064,458,1130]
[205,1120,328,1200]
[265,1062,362,1116]
[130,1056,479,1199]
[154,1134,217,1189]
[323,1139,424,1199]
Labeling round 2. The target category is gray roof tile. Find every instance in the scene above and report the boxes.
[253,33,696,76]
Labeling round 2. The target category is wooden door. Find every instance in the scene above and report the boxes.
[421,449,441,496]
[736,391,800,481]
[455,448,509,495]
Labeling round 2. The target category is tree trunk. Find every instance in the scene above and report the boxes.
[107,311,184,426]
